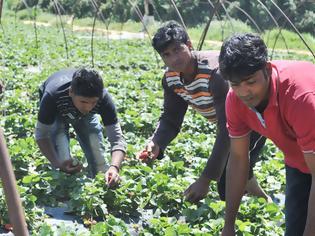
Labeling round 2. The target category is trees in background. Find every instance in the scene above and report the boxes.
[4,0,315,35]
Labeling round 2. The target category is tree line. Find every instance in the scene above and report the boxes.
[5,0,315,35]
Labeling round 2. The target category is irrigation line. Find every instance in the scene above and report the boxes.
[255,0,289,56]
[0,0,4,33]
[169,0,188,33]
[197,0,221,51]
[151,0,162,22]
[0,0,3,22]
[220,1,235,34]
[33,4,39,50]
[90,2,100,68]
[127,0,148,35]
[269,0,315,59]
[205,0,225,41]
[52,0,69,59]
[127,0,161,68]
[225,0,261,34]
[90,0,113,46]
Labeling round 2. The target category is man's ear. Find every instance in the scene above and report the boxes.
[265,62,272,77]
[186,40,193,50]
[69,87,73,97]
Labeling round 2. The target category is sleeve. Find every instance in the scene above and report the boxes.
[99,90,119,126]
[105,122,127,153]
[151,77,188,151]
[225,90,251,138]
[287,92,315,154]
[38,92,57,125]
[200,71,231,179]
[211,71,230,149]
[35,121,54,140]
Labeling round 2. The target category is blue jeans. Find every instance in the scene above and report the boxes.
[285,165,311,236]
[51,114,108,177]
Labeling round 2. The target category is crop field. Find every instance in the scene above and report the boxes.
[0,19,313,235]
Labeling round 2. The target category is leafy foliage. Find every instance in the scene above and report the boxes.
[0,18,309,234]
[5,0,315,35]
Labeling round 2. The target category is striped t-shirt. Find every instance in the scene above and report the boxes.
[164,58,217,121]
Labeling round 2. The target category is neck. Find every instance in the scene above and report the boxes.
[255,99,268,113]
[181,55,197,83]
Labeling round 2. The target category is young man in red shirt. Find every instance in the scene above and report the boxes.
[219,33,315,236]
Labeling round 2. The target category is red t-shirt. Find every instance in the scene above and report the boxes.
[226,60,315,174]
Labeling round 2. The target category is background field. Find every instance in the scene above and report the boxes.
[0,5,314,235]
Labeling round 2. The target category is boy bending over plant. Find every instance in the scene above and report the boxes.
[35,68,126,187]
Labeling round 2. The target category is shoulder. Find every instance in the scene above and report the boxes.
[162,69,180,89]
[44,68,76,94]
[194,50,219,70]
[275,61,315,101]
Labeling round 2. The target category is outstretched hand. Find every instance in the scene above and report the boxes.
[105,166,120,188]
[137,141,160,162]
[183,176,210,203]
[58,159,82,174]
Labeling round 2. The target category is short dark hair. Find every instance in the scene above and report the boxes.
[219,33,268,82]
[71,68,104,98]
[152,20,189,53]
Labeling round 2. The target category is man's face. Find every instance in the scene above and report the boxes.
[69,90,99,115]
[159,41,193,72]
[230,68,270,109]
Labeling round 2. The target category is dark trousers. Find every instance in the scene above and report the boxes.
[285,165,311,236]
[217,131,266,200]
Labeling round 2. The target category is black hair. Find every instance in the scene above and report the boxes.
[71,68,104,98]
[152,20,189,53]
[219,33,268,82]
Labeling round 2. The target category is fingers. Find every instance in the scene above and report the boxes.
[138,141,159,162]
[146,142,153,153]
[106,171,120,187]
[183,182,207,203]
[60,159,82,174]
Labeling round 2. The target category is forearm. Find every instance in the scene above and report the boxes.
[153,83,187,150]
[151,119,180,151]
[304,176,315,236]
[110,150,125,169]
[225,153,249,225]
[201,132,230,181]
[36,138,60,167]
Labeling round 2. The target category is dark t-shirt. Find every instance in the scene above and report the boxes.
[38,68,118,126]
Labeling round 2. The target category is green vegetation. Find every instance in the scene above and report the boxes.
[2,7,315,56]
[4,0,315,35]
[0,16,312,235]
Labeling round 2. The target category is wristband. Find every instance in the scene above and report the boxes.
[109,164,120,172]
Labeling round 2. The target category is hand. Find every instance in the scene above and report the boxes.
[105,166,120,188]
[137,141,160,162]
[58,158,82,174]
[183,175,210,203]
[221,224,236,236]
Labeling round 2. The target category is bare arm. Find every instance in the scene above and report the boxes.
[201,97,230,181]
[149,78,188,158]
[303,153,315,236]
[36,138,60,167]
[222,135,250,235]
[105,122,126,187]
[201,70,230,181]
